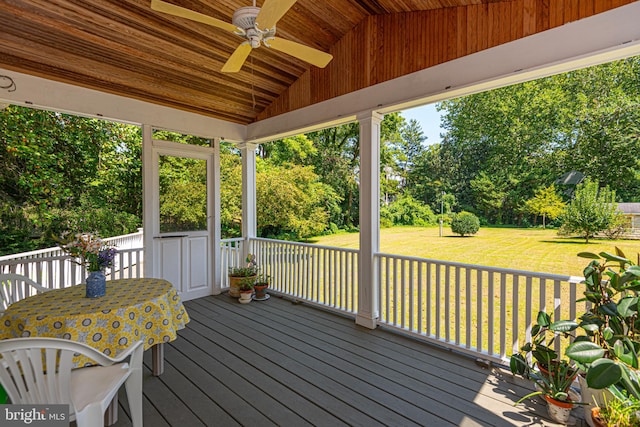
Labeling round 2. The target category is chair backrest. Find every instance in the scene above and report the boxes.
[0,273,50,313]
[0,338,76,406]
[0,338,141,409]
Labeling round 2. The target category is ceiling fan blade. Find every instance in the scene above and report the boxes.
[267,38,333,68]
[151,0,238,33]
[256,0,297,29]
[221,43,253,73]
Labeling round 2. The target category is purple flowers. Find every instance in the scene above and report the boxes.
[97,247,117,271]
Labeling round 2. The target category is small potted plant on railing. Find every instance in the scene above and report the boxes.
[237,277,255,304]
[253,273,270,301]
[228,254,259,298]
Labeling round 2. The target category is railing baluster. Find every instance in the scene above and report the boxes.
[476,269,483,353]
[488,271,494,357]
[417,261,423,335]
[454,266,460,345]
[435,263,441,339]
[444,265,450,342]
[465,267,471,349]
[426,262,431,337]
[512,275,520,357]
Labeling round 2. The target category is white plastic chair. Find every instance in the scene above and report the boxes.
[0,273,51,314]
[0,337,143,427]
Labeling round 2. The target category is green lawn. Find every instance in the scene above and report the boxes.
[309,226,640,277]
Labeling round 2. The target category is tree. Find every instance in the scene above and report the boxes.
[559,179,619,243]
[0,106,142,254]
[256,162,339,239]
[380,195,436,227]
[451,211,480,236]
[524,185,566,228]
[434,57,640,225]
[469,172,505,223]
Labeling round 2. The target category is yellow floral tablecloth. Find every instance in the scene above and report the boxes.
[0,278,189,367]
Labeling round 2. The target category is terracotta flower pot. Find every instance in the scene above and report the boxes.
[254,283,269,300]
[590,407,606,427]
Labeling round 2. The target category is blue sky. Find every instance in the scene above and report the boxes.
[399,103,445,146]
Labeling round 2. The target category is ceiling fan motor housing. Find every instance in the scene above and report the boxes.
[232,6,261,30]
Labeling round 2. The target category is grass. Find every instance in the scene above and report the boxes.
[309,226,640,277]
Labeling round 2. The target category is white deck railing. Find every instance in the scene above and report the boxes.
[375,253,585,363]
[0,230,144,290]
[3,233,586,364]
[250,237,359,315]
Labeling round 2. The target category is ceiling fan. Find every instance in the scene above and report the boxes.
[151,0,333,73]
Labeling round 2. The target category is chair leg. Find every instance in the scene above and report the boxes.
[75,403,105,427]
[125,368,143,427]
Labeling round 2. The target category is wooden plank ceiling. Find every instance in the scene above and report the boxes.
[0,0,635,125]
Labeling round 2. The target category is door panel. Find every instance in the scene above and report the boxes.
[146,139,214,301]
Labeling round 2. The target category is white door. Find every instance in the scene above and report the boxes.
[144,137,214,301]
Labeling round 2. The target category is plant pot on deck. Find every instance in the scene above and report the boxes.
[228,275,256,298]
[579,374,613,427]
[590,407,606,427]
[254,283,269,300]
[239,290,253,304]
[544,395,573,425]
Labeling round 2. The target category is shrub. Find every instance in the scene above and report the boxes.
[384,195,436,227]
[451,211,480,236]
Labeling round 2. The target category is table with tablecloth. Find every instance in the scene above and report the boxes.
[0,277,189,374]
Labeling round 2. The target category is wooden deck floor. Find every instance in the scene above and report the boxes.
[112,293,587,427]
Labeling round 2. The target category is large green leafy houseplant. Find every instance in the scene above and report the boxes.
[565,249,640,400]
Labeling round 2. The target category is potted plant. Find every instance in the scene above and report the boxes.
[228,254,259,298]
[510,311,579,381]
[591,393,640,427]
[253,273,270,301]
[510,310,580,424]
[512,356,579,424]
[562,248,640,425]
[237,277,255,304]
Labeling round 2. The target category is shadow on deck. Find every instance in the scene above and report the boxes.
[113,293,587,426]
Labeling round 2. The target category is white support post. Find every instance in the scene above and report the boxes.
[356,111,383,329]
[238,142,258,259]
[212,138,222,295]
[141,124,154,279]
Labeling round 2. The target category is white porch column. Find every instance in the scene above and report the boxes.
[238,142,258,258]
[212,138,222,295]
[141,124,154,279]
[356,111,383,329]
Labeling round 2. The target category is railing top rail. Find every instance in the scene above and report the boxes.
[0,246,63,261]
[250,237,359,253]
[1,230,144,261]
[375,251,583,283]
[0,247,143,267]
[221,237,246,243]
[103,230,143,243]
[0,254,70,266]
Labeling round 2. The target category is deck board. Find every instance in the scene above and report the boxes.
[112,293,586,427]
